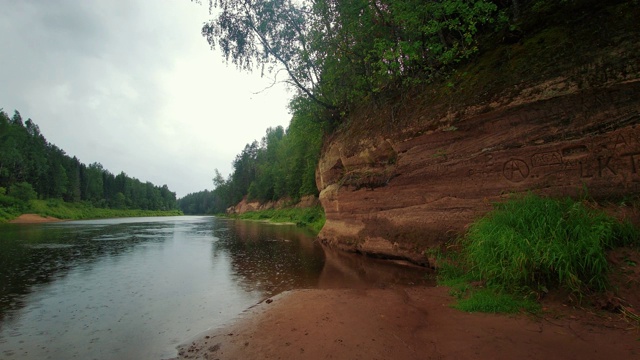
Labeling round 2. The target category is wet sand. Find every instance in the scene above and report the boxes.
[9,214,63,223]
[174,286,640,360]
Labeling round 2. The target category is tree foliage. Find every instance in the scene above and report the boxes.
[187,0,600,212]
[0,110,178,211]
[178,98,324,214]
[201,0,503,114]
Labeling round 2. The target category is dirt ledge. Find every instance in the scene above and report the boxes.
[8,214,63,224]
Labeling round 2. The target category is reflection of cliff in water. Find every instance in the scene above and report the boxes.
[212,219,326,296]
[213,219,433,297]
[318,246,434,289]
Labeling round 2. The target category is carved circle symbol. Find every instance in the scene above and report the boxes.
[503,159,530,182]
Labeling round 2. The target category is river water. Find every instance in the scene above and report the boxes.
[0,216,430,359]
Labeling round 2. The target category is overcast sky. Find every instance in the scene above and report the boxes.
[0,0,292,198]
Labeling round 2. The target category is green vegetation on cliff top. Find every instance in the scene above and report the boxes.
[184,0,639,214]
[182,0,510,212]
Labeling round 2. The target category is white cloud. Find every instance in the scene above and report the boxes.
[0,0,292,197]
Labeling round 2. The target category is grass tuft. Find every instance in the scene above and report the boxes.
[453,289,540,314]
[464,194,638,295]
[436,194,639,313]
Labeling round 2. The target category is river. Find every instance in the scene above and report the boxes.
[0,216,430,359]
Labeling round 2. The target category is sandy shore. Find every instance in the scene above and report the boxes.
[173,286,640,360]
[9,213,63,223]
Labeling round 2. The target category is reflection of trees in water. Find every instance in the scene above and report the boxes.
[0,223,170,322]
[212,219,325,296]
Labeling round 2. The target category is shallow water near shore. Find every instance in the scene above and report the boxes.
[0,216,430,359]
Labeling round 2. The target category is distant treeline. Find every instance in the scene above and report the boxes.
[178,100,324,214]
[0,109,178,211]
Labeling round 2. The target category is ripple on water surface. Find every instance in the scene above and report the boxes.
[0,216,431,359]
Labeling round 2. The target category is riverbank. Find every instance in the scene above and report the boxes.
[175,286,640,360]
[0,199,183,223]
[9,213,63,223]
[225,206,325,234]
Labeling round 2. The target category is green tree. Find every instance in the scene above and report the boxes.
[248,126,285,201]
[51,163,69,199]
[23,118,49,194]
[0,109,179,211]
[9,182,37,202]
[200,0,500,115]
[202,0,336,109]
[114,192,127,209]
[0,111,23,186]
[210,169,233,213]
[178,189,216,214]
[85,163,105,203]
[201,107,323,210]
[64,157,82,202]
[229,141,260,203]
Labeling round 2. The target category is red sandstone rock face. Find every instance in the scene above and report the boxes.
[316,77,640,266]
[227,195,320,214]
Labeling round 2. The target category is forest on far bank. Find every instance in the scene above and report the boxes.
[0,109,178,219]
[178,97,324,214]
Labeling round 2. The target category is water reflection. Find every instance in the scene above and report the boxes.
[213,219,325,296]
[0,221,159,322]
[0,216,431,360]
[318,246,434,289]
[0,216,329,360]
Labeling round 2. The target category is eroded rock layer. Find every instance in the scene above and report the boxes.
[317,70,640,266]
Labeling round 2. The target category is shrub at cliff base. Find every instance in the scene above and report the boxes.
[439,194,639,313]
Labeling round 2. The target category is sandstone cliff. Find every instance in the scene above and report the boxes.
[227,195,320,214]
[316,3,640,265]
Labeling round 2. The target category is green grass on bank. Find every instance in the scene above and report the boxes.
[0,207,21,222]
[436,194,639,313]
[0,198,182,222]
[228,206,326,234]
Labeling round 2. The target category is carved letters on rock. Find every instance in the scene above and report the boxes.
[316,80,640,265]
